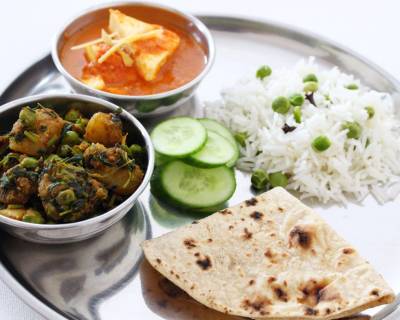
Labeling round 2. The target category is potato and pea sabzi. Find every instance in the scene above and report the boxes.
[0,104,145,224]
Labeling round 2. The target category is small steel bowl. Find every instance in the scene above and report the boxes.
[51,2,215,117]
[0,93,155,244]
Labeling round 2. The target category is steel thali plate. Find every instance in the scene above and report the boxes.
[0,15,399,320]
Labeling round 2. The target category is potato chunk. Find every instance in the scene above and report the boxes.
[0,207,26,220]
[0,164,38,205]
[84,112,123,147]
[9,106,65,156]
[83,143,144,196]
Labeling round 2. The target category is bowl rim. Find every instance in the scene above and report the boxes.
[51,1,216,101]
[0,93,155,230]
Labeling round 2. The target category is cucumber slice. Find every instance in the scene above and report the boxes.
[159,160,236,208]
[188,130,236,167]
[199,118,239,167]
[199,118,236,145]
[151,117,207,157]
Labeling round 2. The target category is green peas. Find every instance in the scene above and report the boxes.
[365,106,375,119]
[345,83,358,90]
[129,144,144,155]
[65,109,82,122]
[22,210,45,224]
[59,145,72,157]
[269,172,288,188]
[303,81,318,93]
[303,74,318,83]
[76,118,89,130]
[289,93,304,107]
[293,106,302,123]
[56,189,76,206]
[62,131,81,146]
[342,121,361,139]
[256,65,272,80]
[19,107,36,128]
[251,169,269,190]
[312,135,331,152]
[20,157,38,169]
[272,96,291,114]
[234,132,248,147]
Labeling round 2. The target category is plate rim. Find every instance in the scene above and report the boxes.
[0,14,399,320]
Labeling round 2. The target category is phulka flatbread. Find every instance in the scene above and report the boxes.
[142,187,395,319]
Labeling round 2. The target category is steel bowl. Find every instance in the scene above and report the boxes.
[51,2,215,117]
[0,93,155,244]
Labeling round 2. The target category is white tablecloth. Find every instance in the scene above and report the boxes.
[0,0,399,319]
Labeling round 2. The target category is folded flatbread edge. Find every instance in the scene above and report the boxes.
[142,187,395,319]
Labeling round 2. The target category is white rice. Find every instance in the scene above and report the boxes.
[204,57,400,204]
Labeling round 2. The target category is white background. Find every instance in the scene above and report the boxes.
[0,0,399,319]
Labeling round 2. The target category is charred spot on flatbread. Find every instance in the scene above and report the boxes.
[250,211,264,220]
[272,285,289,302]
[289,225,314,250]
[268,276,277,284]
[343,248,355,254]
[183,238,197,249]
[264,249,273,258]
[370,289,380,296]
[304,307,318,316]
[219,209,232,215]
[325,308,332,315]
[264,248,280,264]
[241,296,271,315]
[195,255,212,271]
[298,279,331,307]
[245,197,258,206]
[242,228,252,240]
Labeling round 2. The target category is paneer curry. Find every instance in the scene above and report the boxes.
[60,9,207,95]
[0,105,146,224]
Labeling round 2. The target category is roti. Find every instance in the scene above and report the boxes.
[142,187,395,319]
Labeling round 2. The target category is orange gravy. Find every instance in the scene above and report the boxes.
[60,18,207,96]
